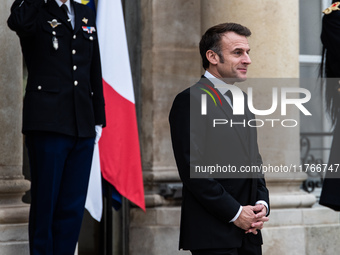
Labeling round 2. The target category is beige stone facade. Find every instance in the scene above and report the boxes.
[0,1,30,254]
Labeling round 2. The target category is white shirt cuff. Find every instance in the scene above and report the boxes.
[229,206,242,222]
[256,200,269,216]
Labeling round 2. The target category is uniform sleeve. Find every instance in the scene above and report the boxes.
[7,0,45,37]
[321,11,340,77]
[321,11,340,52]
[169,90,241,222]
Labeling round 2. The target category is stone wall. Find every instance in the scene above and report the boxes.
[0,1,30,254]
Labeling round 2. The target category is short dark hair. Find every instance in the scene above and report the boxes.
[199,23,251,69]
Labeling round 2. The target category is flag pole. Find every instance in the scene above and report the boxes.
[105,180,113,255]
[100,179,113,255]
[122,197,130,255]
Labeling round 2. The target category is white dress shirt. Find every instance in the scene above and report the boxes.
[55,0,75,29]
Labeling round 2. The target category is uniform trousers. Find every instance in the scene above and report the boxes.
[25,132,95,255]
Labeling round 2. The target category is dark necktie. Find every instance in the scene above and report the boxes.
[226,89,250,141]
[61,4,69,20]
[225,90,233,106]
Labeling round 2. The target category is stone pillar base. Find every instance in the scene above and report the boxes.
[262,207,340,255]
[270,191,316,209]
[0,242,29,255]
[0,178,30,254]
[266,173,317,209]
[130,207,340,255]
[0,223,29,255]
[129,207,189,255]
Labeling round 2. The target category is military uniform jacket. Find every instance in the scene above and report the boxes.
[8,0,106,137]
[321,2,340,78]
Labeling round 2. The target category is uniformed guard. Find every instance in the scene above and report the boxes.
[7,0,106,254]
[319,1,340,211]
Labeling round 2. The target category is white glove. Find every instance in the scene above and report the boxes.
[95,125,103,144]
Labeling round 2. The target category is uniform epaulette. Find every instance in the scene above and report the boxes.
[323,2,340,14]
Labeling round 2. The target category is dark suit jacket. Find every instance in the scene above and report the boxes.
[8,0,105,137]
[169,77,269,250]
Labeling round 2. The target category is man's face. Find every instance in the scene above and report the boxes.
[214,32,251,83]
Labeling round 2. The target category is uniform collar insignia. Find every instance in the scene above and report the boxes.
[82,17,88,24]
[48,19,62,28]
[323,2,340,14]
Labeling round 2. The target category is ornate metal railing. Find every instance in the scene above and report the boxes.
[159,133,334,200]
[300,132,333,193]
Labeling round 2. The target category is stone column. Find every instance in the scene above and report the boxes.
[200,0,314,208]
[140,0,201,206]
[0,1,30,254]
[129,0,200,254]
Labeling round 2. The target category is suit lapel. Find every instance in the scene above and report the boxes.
[198,77,250,157]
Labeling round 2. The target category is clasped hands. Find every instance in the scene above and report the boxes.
[233,204,269,235]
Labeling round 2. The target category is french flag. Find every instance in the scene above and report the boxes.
[84,0,145,222]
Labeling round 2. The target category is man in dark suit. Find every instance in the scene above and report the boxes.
[7,0,105,254]
[169,23,269,255]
